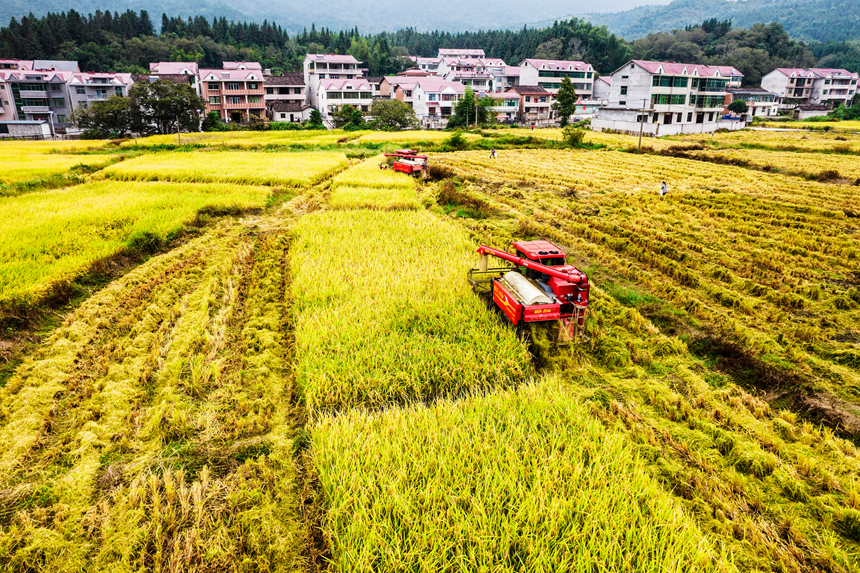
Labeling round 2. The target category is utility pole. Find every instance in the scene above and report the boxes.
[638,99,647,153]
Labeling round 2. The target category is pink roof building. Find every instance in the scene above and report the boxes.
[519,58,596,97]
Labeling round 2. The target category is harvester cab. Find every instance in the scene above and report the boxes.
[468,240,589,342]
[380,149,429,177]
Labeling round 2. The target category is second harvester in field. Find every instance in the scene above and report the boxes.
[469,240,590,342]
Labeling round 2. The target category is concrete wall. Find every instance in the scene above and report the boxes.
[0,121,52,138]
[592,117,745,136]
[760,71,788,99]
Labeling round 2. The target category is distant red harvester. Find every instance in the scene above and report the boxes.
[381,149,428,176]
[468,239,589,342]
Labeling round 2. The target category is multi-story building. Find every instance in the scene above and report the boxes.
[149,61,200,93]
[714,66,744,89]
[380,77,419,101]
[725,87,779,118]
[264,73,306,106]
[1,69,75,131]
[68,72,133,113]
[0,60,33,71]
[366,76,383,97]
[593,76,612,101]
[761,68,858,109]
[593,60,743,136]
[411,78,465,126]
[444,70,492,92]
[416,57,442,74]
[303,54,363,108]
[488,90,521,122]
[507,85,555,124]
[200,67,266,123]
[491,66,520,93]
[519,59,595,99]
[316,78,373,118]
[438,48,485,59]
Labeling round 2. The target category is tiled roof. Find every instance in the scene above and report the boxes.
[131,74,193,85]
[415,78,466,93]
[366,76,384,83]
[265,73,305,86]
[150,62,199,75]
[596,76,612,85]
[631,60,730,78]
[509,85,551,95]
[797,104,831,110]
[320,78,371,90]
[503,66,521,76]
[270,102,312,112]
[713,65,743,77]
[479,58,506,66]
[806,68,858,78]
[200,69,264,81]
[439,48,485,56]
[774,68,816,77]
[69,72,133,85]
[32,60,79,72]
[523,59,592,71]
[385,77,420,86]
[223,61,262,70]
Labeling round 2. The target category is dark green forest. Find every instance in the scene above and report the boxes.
[0,10,856,83]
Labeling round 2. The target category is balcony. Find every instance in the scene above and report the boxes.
[19,90,47,98]
[22,106,50,113]
[87,94,109,101]
[209,101,266,110]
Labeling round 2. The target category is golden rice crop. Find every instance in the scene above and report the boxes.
[291,209,529,414]
[329,185,421,210]
[122,129,365,148]
[102,150,347,186]
[312,375,730,573]
[356,130,479,143]
[0,139,111,154]
[330,154,418,189]
[759,120,860,132]
[0,154,114,185]
[0,220,309,571]
[0,180,270,311]
[684,147,860,180]
[673,129,860,153]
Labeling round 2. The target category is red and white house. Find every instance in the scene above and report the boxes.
[316,78,373,118]
[200,67,266,123]
[411,78,466,126]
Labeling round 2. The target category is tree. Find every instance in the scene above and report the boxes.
[371,99,418,130]
[129,79,206,135]
[447,88,495,128]
[333,104,365,130]
[70,95,133,138]
[727,99,749,115]
[552,76,578,127]
[307,109,324,129]
[201,110,224,131]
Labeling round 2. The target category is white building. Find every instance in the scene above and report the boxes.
[303,54,363,108]
[412,78,465,127]
[593,76,612,102]
[519,59,595,98]
[316,78,373,118]
[491,66,520,93]
[713,66,744,89]
[761,68,858,110]
[725,88,779,118]
[438,48,485,59]
[592,60,744,136]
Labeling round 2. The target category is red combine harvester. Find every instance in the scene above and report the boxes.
[468,240,589,342]
[380,149,428,176]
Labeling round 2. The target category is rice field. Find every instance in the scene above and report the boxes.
[0,139,112,154]
[0,154,115,185]
[122,130,364,148]
[0,180,270,313]
[102,150,348,186]
[3,127,860,573]
[356,130,480,143]
[758,120,860,132]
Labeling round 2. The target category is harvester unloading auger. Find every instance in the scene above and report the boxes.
[468,240,589,342]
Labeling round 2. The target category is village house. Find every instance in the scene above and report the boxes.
[316,78,373,118]
[0,69,75,131]
[761,68,858,110]
[411,78,465,126]
[488,90,521,122]
[506,85,555,124]
[380,77,419,102]
[519,59,595,99]
[724,87,779,118]
[592,60,744,136]
[437,48,485,59]
[303,54,363,108]
[200,67,266,123]
[149,62,200,93]
[491,66,520,93]
[593,76,612,102]
[264,73,306,106]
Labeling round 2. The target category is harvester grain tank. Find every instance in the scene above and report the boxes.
[380,149,428,176]
[468,240,589,341]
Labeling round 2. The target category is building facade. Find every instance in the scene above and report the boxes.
[437,48,485,59]
[200,68,266,122]
[1,69,75,131]
[303,54,363,108]
[519,59,595,99]
[264,73,306,106]
[316,78,373,118]
[68,72,133,114]
[761,68,858,109]
[412,78,465,126]
[593,60,743,136]
[725,87,779,118]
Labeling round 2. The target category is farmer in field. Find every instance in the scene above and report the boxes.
[490,148,497,159]
[660,181,668,198]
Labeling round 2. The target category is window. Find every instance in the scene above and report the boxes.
[0,124,7,134]
[52,98,64,107]
[620,86,627,95]
[361,105,369,112]
[428,93,436,101]
[248,82,258,89]
[687,112,693,122]
[266,88,274,95]
[227,96,241,104]
[76,87,85,95]
[208,82,219,90]
[708,112,714,121]
[344,92,359,99]
[115,87,123,96]
[676,113,682,122]
[294,87,302,94]
[227,83,240,90]
[619,101,626,106]
[825,79,831,85]
[51,84,62,92]
[327,91,342,99]
[823,90,829,95]
[209,96,221,104]
[525,96,531,102]
[621,75,628,79]
[360,92,372,99]
[276,87,287,95]
[78,102,87,109]
[280,113,286,118]
[249,96,261,103]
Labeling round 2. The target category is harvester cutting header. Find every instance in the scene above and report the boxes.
[469,240,590,342]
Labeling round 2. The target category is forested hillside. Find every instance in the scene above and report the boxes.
[587,0,860,43]
[0,10,855,83]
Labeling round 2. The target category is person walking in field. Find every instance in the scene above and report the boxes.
[490,148,497,159]
[660,181,668,198]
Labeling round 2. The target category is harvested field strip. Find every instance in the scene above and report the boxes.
[0,180,270,316]
[0,220,309,572]
[290,209,529,415]
[436,150,860,404]
[355,131,480,143]
[311,375,730,573]
[674,130,860,154]
[0,154,115,186]
[330,154,418,189]
[668,147,860,182]
[102,150,348,187]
